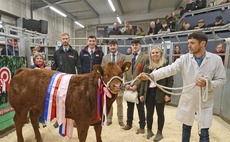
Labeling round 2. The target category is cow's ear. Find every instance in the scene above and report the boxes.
[121,62,131,72]
[93,65,104,76]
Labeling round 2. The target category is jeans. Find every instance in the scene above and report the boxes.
[182,124,209,142]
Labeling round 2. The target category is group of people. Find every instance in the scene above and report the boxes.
[1,38,19,56]
[29,31,226,142]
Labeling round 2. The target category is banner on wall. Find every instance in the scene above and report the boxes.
[0,56,26,131]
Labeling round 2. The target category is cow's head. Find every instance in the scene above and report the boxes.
[94,62,131,94]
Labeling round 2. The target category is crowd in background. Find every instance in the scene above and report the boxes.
[108,0,230,36]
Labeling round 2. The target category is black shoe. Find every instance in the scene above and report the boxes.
[153,131,163,141]
[123,125,132,130]
[136,128,145,134]
[147,129,154,139]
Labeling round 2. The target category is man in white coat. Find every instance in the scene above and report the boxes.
[140,31,226,142]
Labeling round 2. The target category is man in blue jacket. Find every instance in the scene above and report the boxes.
[80,35,104,74]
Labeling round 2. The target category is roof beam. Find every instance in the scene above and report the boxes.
[115,0,124,15]
[41,0,78,20]
[81,0,99,17]
[147,0,151,13]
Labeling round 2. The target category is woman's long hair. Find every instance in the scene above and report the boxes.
[149,46,166,69]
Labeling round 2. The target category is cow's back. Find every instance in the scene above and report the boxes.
[8,68,56,112]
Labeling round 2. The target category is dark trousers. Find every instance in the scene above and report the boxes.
[146,88,165,131]
[126,97,145,129]
[182,124,209,142]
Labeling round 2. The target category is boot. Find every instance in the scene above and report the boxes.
[153,130,163,142]
[147,129,154,139]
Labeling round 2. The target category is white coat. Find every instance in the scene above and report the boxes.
[152,52,226,128]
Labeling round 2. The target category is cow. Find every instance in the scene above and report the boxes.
[8,62,131,142]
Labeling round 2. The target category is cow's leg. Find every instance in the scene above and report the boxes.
[94,124,102,142]
[14,109,29,142]
[29,109,42,142]
[76,122,89,142]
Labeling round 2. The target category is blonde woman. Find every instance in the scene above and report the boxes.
[144,46,173,141]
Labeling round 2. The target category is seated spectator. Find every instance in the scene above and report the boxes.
[31,48,38,65]
[166,12,177,32]
[208,16,226,27]
[194,19,207,29]
[174,45,183,61]
[219,0,230,11]
[121,20,134,35]
[147,21,157,35]
[195,0,207,10]
[1,38,19,56]
[158,20,170,34]
[109,22,122,36]
[183,21,193,30]
[208,0,218,7]
[179,6,186,17]
[214,43,226,64]
[155,18,162,34]
[185,0,196,12]
[219,0,230,4]
[126,47,132,55]
[136,26,146,36]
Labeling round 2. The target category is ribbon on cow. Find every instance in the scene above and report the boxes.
[96,78,104,120]
[56,74,73,138]
[44,72,74,138]
[96,78,113,126]
[44,72,64,122]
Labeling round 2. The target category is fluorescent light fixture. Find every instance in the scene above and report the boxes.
[108,0,116,12]
[117,16,122,24]
[75,21,85,28]
[49,6,67,17]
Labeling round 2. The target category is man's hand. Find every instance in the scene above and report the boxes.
[139,73,154,81]
[140,96,145,103]
[196,77,206,87]
[164,95,171,103]
[129,85,137,91]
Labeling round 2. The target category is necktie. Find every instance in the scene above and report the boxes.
[90,50,94,58]
[64,48,68,52]
[132,52,138,71]
[112,53,115,63]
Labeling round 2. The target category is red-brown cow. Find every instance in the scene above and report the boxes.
[8,62,131,142]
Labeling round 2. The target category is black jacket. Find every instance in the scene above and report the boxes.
[80,46,104,74]
[195,0,206,10]
[51,45,81,74]
[109,28,122,36]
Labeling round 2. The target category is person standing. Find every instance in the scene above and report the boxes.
[30,53,51,128]
[101,40,125,126]
[80,35,104,74]
[123,39,148,134]
[109,22,122,36]
[51,32,81,74]
[144,47,173,141]
[140,31,226,142]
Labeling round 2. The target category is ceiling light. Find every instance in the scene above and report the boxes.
[49,6,67,17]
[75,21,85,28]
[117,16,122,24]
[108,0,116,12]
